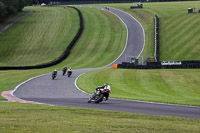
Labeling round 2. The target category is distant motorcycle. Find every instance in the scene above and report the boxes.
[88,88,109,103]
[52,73,56,80]
[67,71,72,77]
[62,69,67,76]
[52,70,57,80]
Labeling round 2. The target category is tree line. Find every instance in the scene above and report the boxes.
[0,0,52,23]
[0,0,27,23]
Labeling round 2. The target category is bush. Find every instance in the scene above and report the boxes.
[0,0,25,23]
[0,2,6,22]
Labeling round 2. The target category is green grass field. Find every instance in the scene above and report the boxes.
[1,2,200,132]
[0,6,79,66]
[77,68,200,106]
[60,6,126,68]
[0,102,200,133]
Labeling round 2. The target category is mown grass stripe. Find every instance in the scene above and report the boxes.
[61,7,126,69]
[84,10,112,67]
[66,8,100,68]
[0,6,79,66]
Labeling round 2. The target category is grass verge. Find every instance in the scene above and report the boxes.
[77,68,200,106]
[0,102,200,133]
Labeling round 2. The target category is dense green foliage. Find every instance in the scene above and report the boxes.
[0,0,27,23]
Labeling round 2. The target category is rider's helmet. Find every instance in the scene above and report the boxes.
[54,69,57,71]
[104,83,108,87]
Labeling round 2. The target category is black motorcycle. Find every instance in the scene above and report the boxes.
[52,73,57,80]
[88,88,109,103]
[67,71,72,77]
[62,69,67,76]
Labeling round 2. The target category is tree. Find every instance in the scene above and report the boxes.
[0,0,27,23]
[0,1,6,22]
[25,0,34,5]
[18,0,25,11]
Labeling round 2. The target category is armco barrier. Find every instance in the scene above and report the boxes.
[117,60,200,69]
[0,6,83,70]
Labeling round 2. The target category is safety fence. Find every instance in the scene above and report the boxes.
[117,60,200,69]
[0,6,83,70]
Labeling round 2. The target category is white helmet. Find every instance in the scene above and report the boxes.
[104,83,108,87]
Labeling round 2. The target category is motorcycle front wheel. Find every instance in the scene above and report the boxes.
[88,97,92,103]
[94,94,104,103]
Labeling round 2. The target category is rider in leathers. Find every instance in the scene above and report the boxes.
[67,67,72,77]
[62,66,67,75]
[52,69,57,76]
[94,83,111,100]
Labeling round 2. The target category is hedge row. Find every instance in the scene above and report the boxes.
[154,15,159,62]
[0,6,83,70]
[0,0,26,23]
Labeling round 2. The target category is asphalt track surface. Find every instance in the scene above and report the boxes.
[13,7,200,119]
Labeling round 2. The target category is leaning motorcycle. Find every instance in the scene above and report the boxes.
[67,71,72,77]
[88,88,109,103]
[52,73,57,80]
[62,69,67,76]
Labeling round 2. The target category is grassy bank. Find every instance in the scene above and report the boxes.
[61,7,126,68]
[0,6,79,66]
[0,102,200,133]
[77,68,200,106]
[0,6,126,68]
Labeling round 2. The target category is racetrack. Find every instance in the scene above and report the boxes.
[12,7,200,119]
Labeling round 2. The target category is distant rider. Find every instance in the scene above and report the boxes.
[67,67,72,77]
[52,69,57,76]
[62,66,67,75]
